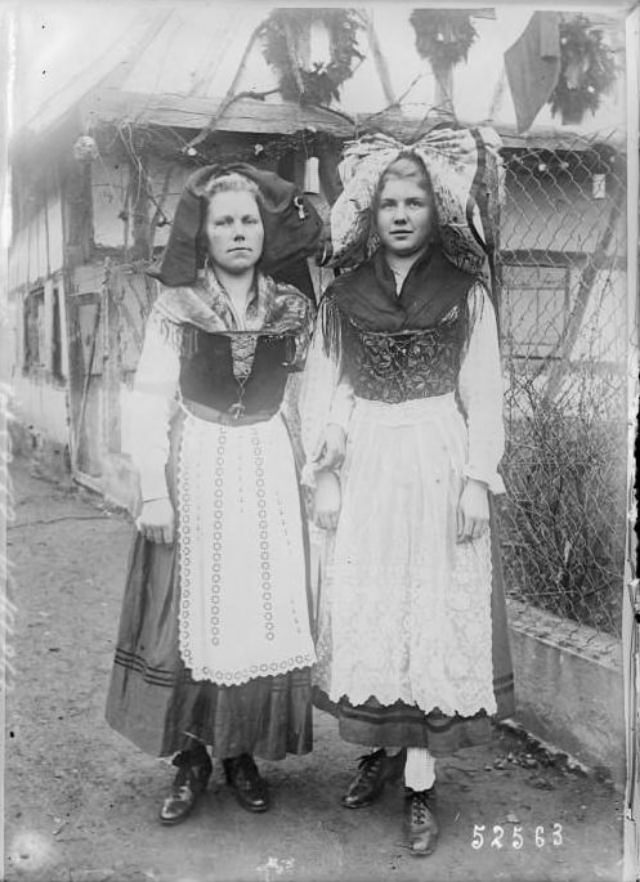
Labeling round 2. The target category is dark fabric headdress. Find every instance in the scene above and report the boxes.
[147,163,323,287]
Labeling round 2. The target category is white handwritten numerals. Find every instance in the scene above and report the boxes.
[471,823,563,849]
[471,825,486,849]
[512,826,524,850]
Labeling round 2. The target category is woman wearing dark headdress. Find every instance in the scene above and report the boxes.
[300,130,514,856]
[106,165,322,824]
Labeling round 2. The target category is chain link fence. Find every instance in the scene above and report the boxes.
[496,132,628,636]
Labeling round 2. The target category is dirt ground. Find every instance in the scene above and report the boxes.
[4,455,625,882]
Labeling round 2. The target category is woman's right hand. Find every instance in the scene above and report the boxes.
[136,497,175,545]
[314,470,342,530]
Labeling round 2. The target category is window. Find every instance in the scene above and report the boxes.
[51,286,63,380]
[23,288,44,370]
[500,264,570,360]
[22,282,66,380]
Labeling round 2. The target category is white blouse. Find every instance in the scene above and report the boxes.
[126,308,181,502]
[300,281,506,494]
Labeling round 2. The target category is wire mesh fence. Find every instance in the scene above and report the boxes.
[496,131,628,636]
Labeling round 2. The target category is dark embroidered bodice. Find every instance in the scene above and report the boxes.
[341,307,465,404]
[179,328,296,416]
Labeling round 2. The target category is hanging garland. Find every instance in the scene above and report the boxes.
[259,9,364,106]
[409,9,478,73]
[549,15,617,125]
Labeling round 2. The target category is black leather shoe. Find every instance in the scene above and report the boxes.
[407,787,439,856]
[158,745,212,826]
[341,748,407,809]
[223,754,270,813]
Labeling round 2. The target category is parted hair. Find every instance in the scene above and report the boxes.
[371,152,440,245]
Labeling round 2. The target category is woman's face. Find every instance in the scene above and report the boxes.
[205,189,265,274]
[375,175,434,258]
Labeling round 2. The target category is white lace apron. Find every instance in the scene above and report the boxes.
[176,409,316,685]
[315,392,497,718]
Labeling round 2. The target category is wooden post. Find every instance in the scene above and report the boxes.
[365,11,396,106]
[129,150,151,262]
[433,63,454,117]
[543,183,623,403]
[63,158,94,266]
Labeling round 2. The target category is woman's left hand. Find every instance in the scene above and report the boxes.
[315,424,346,471]
[457,479,490,543]
[314,469,342,530]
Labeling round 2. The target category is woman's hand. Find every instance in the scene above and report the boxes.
[314,470,342,531]
[457,479,489,543]
[314,424,346,471]
[136,497,175,545]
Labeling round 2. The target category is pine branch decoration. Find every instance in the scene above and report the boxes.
[549,15,617,125]
[260,9,364,106]
[409,9,478,73]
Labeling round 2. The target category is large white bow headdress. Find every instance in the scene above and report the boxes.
[330,126,504,274]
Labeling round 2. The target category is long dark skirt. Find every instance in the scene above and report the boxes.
[105,412,313,760]
[313,499,515,756]
[106,532,313,759]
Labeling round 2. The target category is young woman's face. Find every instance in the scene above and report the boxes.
[375,176,434,258]
[205,189,265,274]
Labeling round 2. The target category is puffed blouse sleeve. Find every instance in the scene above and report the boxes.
[299,295,355,487]
[457,281,506,494]
[126,306,181,502]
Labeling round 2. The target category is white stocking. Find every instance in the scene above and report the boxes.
[404,747,436,791]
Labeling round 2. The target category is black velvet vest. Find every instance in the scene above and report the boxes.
[178,328,296,416]
[323,246,475,405]
[340,305,466,405]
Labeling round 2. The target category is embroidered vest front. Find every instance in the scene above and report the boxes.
[341,307,465,404]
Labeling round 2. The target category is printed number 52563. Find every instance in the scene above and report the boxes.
[471,824,563,850]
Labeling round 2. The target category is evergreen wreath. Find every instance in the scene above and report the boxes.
[260,9,364,106]
[549,15,617,124]
[409,9,478,72]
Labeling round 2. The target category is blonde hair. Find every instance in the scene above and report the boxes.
[374,153,436,209]
[203,172,262,204]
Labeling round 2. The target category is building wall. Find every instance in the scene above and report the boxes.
[90,155,130,250]
[7,293,69,446]
[8,194,65,291]
[7,263,70,448]
[11,373,69,445]
[8,157,69,446]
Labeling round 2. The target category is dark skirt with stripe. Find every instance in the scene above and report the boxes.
[105,415,313,761]
[313,501,515,756]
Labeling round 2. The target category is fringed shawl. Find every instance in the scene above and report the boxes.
[152,269,314,368]
[320,246,479,355]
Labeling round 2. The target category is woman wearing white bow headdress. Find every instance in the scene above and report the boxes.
[300,127,514,857]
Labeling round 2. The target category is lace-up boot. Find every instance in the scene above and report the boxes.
[406,787,439,856]
[158,744,213,826]
[341,747,406,809]
[223,753,270,813]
